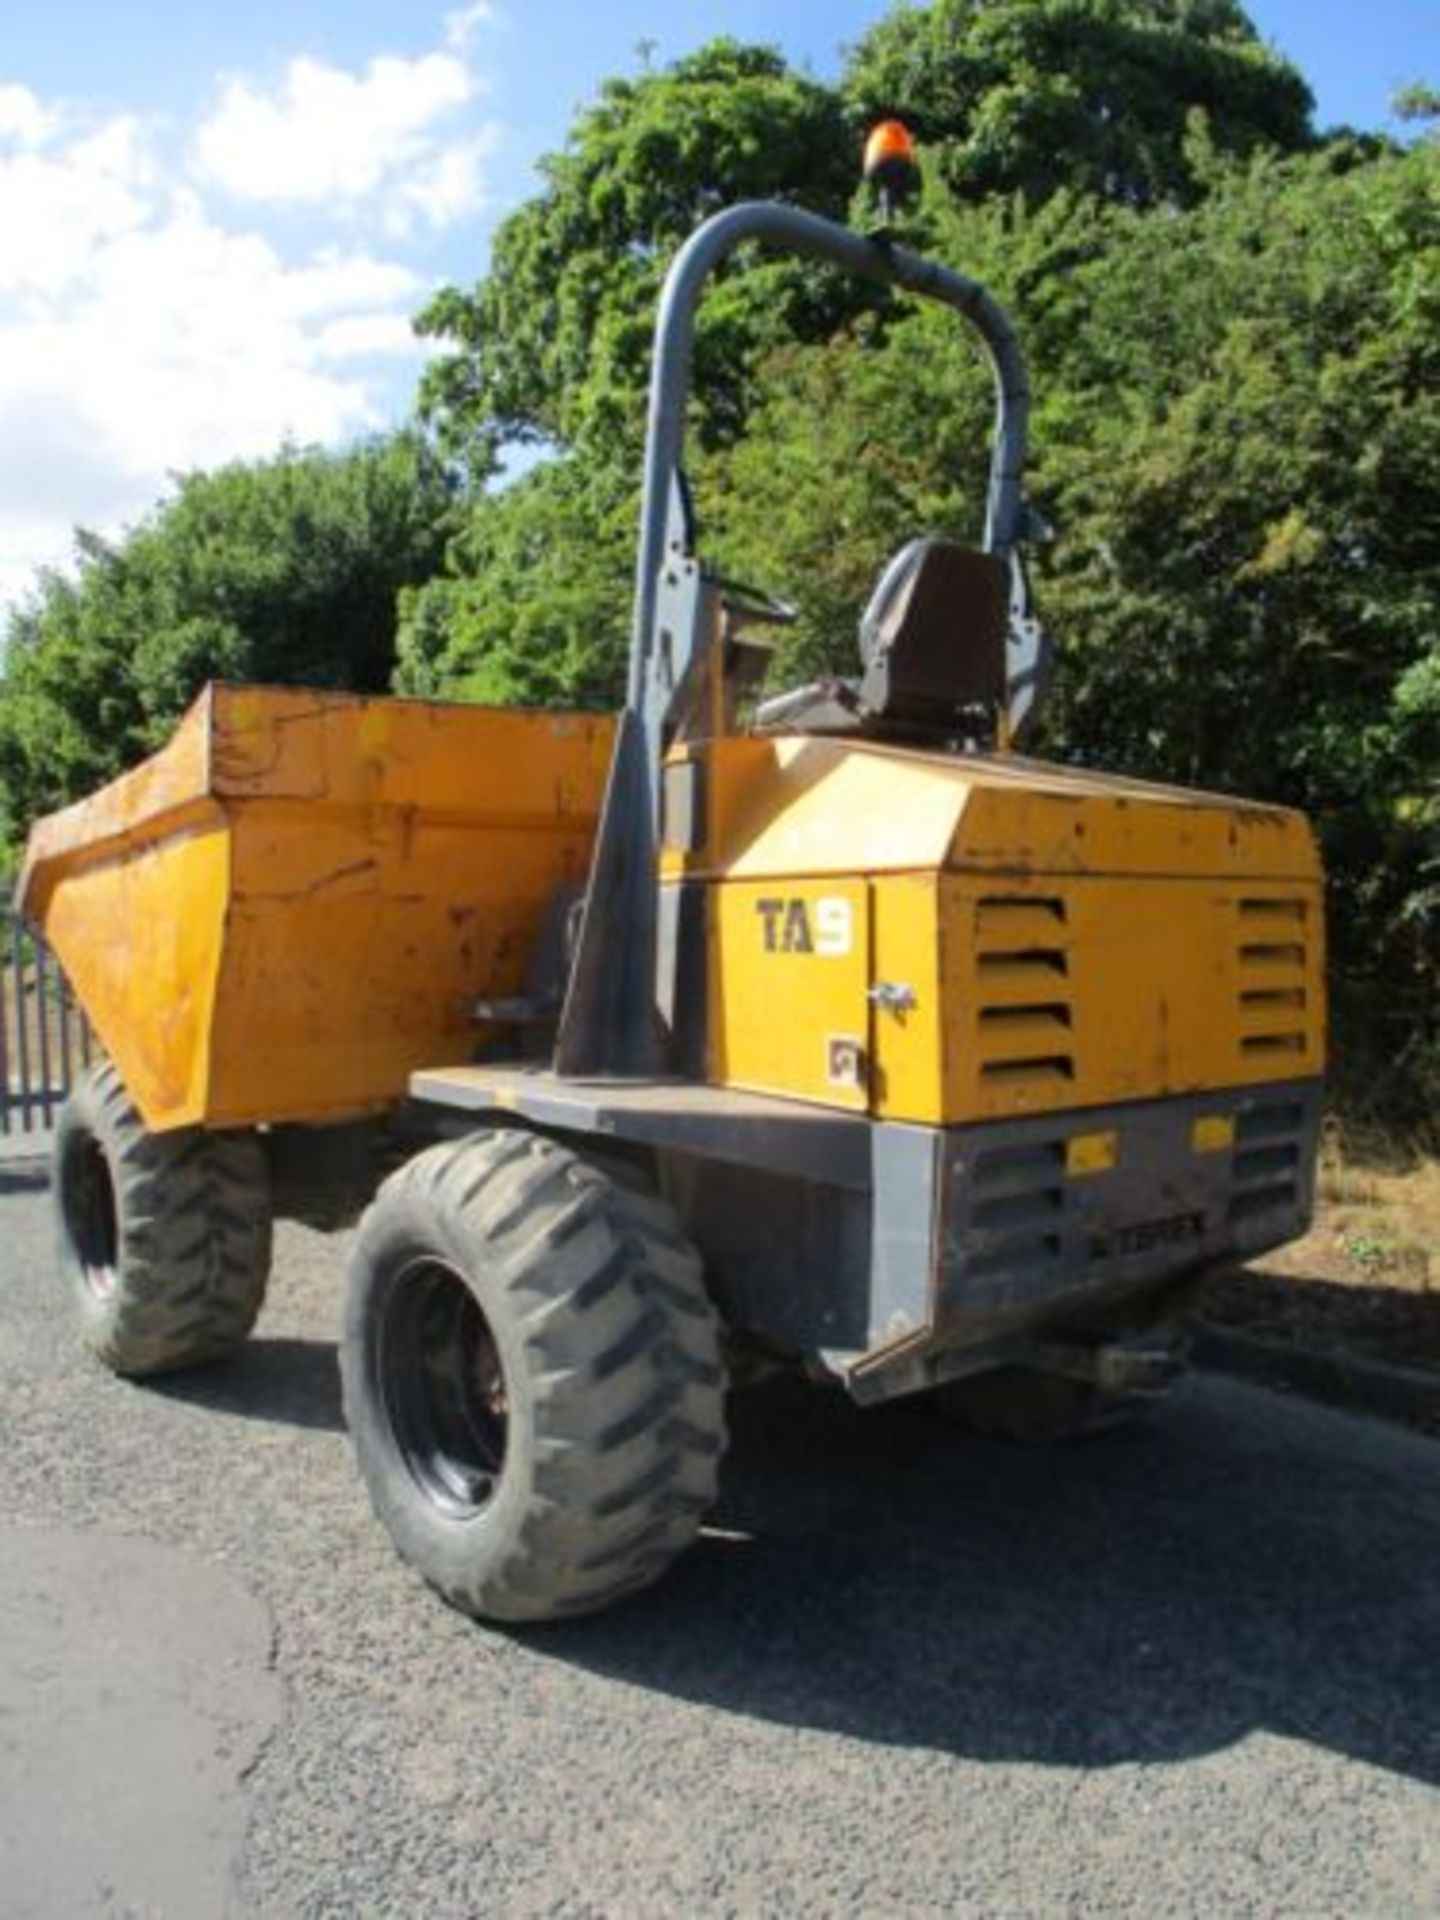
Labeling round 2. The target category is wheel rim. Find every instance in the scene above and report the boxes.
[64,1133,120,1301]
[378,1258,509,1518]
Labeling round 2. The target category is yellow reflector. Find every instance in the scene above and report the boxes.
[1191,1114,1236,1154]
[1066,1131,1117,1176]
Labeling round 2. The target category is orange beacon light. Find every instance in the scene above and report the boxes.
[863,118,920,220]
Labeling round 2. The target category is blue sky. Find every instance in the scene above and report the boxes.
[0,0,1432,610]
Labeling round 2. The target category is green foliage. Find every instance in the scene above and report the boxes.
[0,434,454,832]
[704,184,1116,677]
[1050,141,1438,1136]
[405,36,874,711]
[416,39,858,471]
[394,458,633,708]
[1393,82,1440,128]
[844,0,1314,207]
[409,11,1317,717]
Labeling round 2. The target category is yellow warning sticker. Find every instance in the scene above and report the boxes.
[1191,1114,1236,1154]
[1066,1130,1118,1176]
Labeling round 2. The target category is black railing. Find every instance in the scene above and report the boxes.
[1,901,93,1136]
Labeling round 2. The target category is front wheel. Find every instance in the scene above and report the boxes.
[53,1063,272,1376]
[340,1130,726,1623]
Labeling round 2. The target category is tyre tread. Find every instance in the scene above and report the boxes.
[53,1062,271,1377]
[343,1130,726,1623]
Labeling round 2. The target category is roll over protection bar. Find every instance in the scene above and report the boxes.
[628,200,1033,715]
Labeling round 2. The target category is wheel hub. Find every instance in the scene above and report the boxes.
[379,1258,509,1519]
[64,1133,119,1302]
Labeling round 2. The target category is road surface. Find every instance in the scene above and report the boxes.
[1,1156,1437,1915]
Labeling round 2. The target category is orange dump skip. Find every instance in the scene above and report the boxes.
[18,684,615,1132]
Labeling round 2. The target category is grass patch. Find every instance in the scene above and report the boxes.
[1201,1138,1438,1386]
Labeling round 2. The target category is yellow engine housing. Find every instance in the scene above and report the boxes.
[664,734,1324,1124]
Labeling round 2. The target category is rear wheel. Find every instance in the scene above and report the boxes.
[53,1063,272,1376]
[341,1129,726,1623]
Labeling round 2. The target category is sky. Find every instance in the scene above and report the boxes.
[0,0,1433,616]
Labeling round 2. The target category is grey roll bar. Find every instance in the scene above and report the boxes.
[627,200,1032,713]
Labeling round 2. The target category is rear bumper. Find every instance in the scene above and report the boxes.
[938,1079,1321,1335]
[847,1079,1320,1402]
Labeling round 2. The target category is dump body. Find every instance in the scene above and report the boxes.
[19,685,614,1131]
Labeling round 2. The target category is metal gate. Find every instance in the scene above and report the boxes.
[1,899,94,1136]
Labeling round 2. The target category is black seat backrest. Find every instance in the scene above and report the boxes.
[857,537,1008,729]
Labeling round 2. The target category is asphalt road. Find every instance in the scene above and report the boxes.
[2,1152,1438,1916]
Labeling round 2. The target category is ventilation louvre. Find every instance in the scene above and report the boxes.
[1237,1102,1303,1142]
[1241,1033,1306,1058]
[1234,1142,1300,1183]
[968,1137,1067,1277]
[1228,1098,1305,1226]
[1235,898,1311,1063]
[975,895,1075,1087]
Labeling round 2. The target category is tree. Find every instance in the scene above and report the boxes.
[408,9,1320,717]
[416,39,859,472]
[394,457,634,708]
[0,433,455,838]
[404,37,868,710]
[844,0,1314,207]
[1393,82,1440,129]
[702,178,1121,677]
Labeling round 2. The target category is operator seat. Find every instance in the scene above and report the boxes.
[856,536,1008,731]
[752,534,1011,741]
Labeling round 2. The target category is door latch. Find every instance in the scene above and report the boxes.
[867,981,917,1014]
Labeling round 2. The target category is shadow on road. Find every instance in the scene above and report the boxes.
[0,1160,48,1196]
[153,1337,345,1433]
[141,1326,1440,1787]
[1206,1263,1440,1371]
[530,1376,1440,1785]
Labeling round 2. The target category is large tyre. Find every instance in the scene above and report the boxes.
[933,1366,1161,1443]
[53,1062,272,1376]
[341,1130,726,1623]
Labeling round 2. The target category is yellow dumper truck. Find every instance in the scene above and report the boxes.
[20,156,1325,1623]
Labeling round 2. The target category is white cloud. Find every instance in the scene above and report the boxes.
[0,13,502,616]
[444,2,496,50]
[314,312,426,361]
[0,116,151,301]
[0,188,418,579]
[0,82,56,148]
[391,125,499,231]
[193,47,496,230]
[33,210,420,467]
